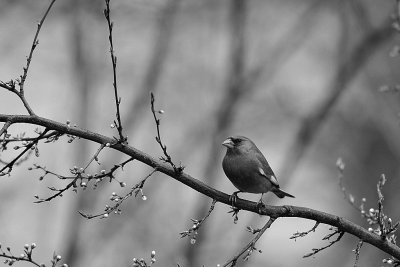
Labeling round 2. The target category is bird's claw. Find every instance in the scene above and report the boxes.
[229,191,241,207]
[256,197,266,213]
[229,194,237,207]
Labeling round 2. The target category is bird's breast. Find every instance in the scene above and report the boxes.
[222,153,272,193]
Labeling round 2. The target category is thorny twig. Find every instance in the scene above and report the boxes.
[20,0,57,95]
[303,228,345,258]
[0,121,12,138]
[337,159,400,263]
[104,0,126,143]
[180,199,217,244]
[150,92,184,174]
[377,174,387,238]
[79,168,157,219]
[1,127,62,160]
[1,131,61,143]
[0,128,49,176]
[33,157,134,203]
[290,221,346,259]
[221,217,276,267]
[82,143,106,171]
[353,239,363,267]
[34,173,80,203]
[337,159,399,241]
[0,149,33,167]
[132,250,157,267]
[0,0,57,115]
[372,174,399,241]
[0,121,12,151]
[337,158,360,211]
[290,221,320,240]
[0,243,66,267]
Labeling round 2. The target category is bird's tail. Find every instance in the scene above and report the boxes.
[272,188,295,198]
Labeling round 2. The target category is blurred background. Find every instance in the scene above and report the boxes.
[1,0,400,266]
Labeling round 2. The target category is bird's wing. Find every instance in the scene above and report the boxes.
[258,167,279,187]
[251,147,279,187]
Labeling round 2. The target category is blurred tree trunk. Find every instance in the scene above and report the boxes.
[184,0,247,265]
[125,0,180,133]
[62,1,93,265]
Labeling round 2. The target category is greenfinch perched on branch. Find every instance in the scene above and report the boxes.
[222,136,294,205]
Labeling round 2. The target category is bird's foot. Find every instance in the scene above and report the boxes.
[256,197,266,213]
[229,191,241,207]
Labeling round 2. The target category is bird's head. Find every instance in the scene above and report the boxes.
[222,136,253,152]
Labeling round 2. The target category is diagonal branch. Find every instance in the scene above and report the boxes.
[0,113,399,260]
[180,199,217,243]
[222,217,276,267]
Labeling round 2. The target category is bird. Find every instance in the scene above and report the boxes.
[222,135,294,206]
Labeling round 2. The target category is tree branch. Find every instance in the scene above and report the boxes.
[222,217,276,267]
[104,0,125,142]
[303,228,345,258]
[0,127,49,175]
[0,113,399,259]
[0,0,57,116]
[19,0,57,95]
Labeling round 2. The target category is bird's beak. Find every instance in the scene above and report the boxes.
[222,138,234,148]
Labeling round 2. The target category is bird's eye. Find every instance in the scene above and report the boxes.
[231,138,241,144]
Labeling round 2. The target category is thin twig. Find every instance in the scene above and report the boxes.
[0,243,43,267]
[222,217,276,267]
[33,157,135,203]
[336,158,361,211]
[303,228,345,258]
[150,92,183,173]
[82,143,106,171]
[353,239,363,267]
[35,176,80,203]
[15,0,57,115]
[104,0,125,143]
[180,199,217,243]
[0,121,12,139]
[377,174,387,238]
[290,221,320,240]
[337,160,399,244]
[79,168,157,219]
[1,131,60,143]
[0,128,49,176]
[19,0,57,95]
